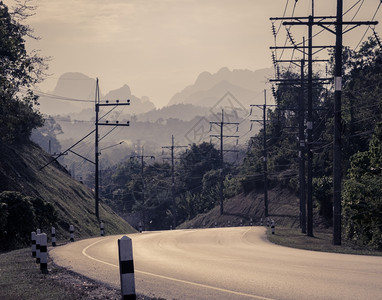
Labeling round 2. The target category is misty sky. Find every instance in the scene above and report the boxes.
[12,0,382,107]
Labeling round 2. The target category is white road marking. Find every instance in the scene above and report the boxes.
[81,237,275,300]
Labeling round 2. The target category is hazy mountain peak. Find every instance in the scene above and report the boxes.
[168,67,273,107]
[104,84,132,100]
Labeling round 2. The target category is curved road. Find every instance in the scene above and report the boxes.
[50,227,382,300]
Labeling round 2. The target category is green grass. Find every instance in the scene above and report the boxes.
[266,227,382,256]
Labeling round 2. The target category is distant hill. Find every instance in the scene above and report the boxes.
[38,72,156,116]
[136,103,210,122]
[168,67,273,108]
[0,141,135,241]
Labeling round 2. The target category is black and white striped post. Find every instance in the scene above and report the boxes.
[36,230,41,263]
[100,222,105,236]
[51,227,56,246]
[118,236,136,300]
[271,219,275,235]
[69,225,74,242]
[260,218,263,226]
[39,233,48,273]
[31,231,36,257]
[250,218,253,226]
[138,222,142,233]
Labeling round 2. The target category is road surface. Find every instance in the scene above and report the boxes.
[50,227,382,299]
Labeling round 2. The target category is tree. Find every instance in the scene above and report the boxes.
[343,122,382,250]
[0,1,47,144]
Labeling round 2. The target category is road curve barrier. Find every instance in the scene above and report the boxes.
[118,236,136,300]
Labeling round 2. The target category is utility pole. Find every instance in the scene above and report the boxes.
[332,0,343,246]
[299,55,306,234]
[250,91,278,218]
[210,109,239,215]
[130,146,155,230]
[95,78,130,221]
[271,2,377,243]
[162,135,188,229]
[306,13,314,237]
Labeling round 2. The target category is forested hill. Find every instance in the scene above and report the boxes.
[0,141,135,250]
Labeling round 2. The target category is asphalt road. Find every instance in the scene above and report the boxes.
[50,227,382,300]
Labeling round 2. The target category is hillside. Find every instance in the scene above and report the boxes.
[0,141,135,242]
[168,67,273,107]
[179,186,301,229]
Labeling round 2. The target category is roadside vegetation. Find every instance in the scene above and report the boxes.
[266,227,382,256]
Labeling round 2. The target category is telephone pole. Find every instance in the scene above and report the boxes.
[250,90,272,217]
[162,135,188,229]
[210,109,239,215]
[130,146,155,230]
[95,78,130,221]
[272,0,378,243]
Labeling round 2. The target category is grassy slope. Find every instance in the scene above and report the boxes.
[179,186,300,229]
[0,142,135,241]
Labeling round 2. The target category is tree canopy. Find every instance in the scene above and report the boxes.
[0,1,47,144]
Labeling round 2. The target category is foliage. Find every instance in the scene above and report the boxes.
[0,1,47,144]
[343,122,382,250]
[0,191,58,250]
[30,118,63,154]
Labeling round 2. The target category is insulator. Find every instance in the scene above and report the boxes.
[271,23,276,36]
[272,51,276,63]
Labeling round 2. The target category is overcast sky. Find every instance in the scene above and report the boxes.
[11,0,382,107]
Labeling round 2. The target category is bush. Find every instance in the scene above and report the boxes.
[0,191,58,251]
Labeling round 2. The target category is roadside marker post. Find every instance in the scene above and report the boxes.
[260,218,263,226]
[118,236,136,300]
[100,222,105,236]
[36,232,41,263]
[51,227,56,246]
[31,231,36,257]
[39,233,48,273]
[70,225,74,242]
[271,219,275,235]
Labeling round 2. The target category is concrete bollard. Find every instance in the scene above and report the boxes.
[31,231,36,257]
[51,227,56,247]
[271,219,275,234]
[69,225,74,242]
[118,236,136,300]
[100,222,105,236]
[36,232,41,264]
[39,233,48,273]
